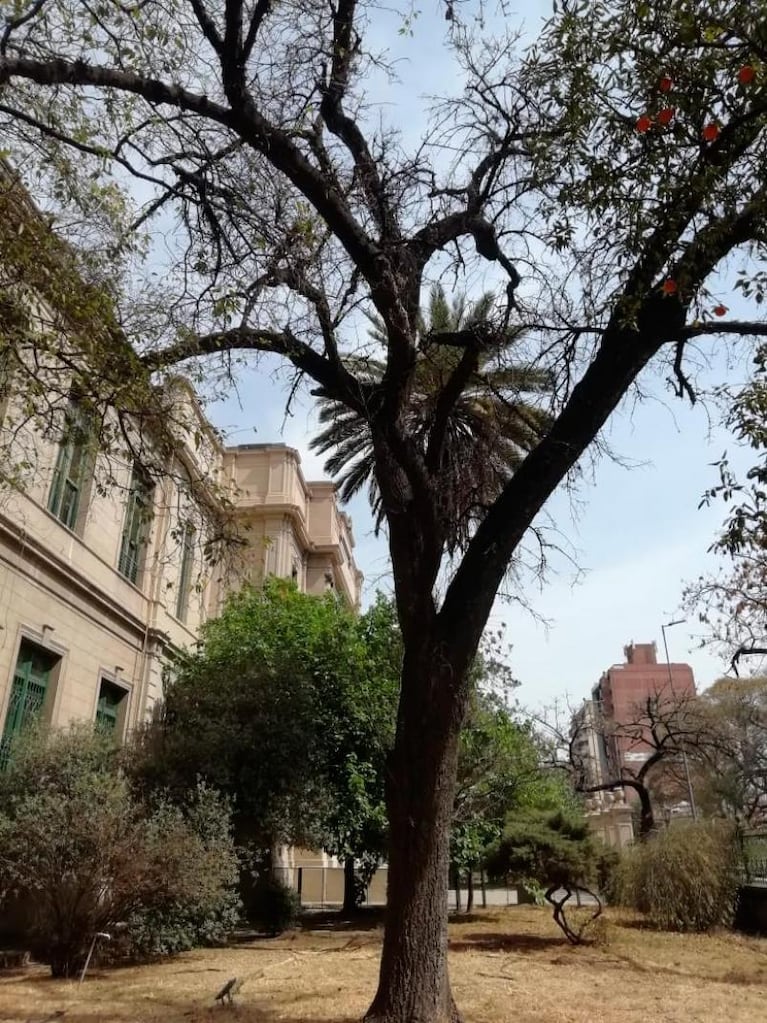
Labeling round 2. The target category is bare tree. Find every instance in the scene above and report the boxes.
[3,3,767,1020]
[548,690,709,838]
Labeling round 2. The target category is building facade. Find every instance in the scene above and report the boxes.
[0,159,362,763]
[0,416,362,763]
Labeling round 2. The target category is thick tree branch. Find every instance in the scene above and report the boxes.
[189,0,223,53]
[682,319,767,340]
[0,54,381,277]
[438,187,767,671]
[425,346,480,473]
[140,326,366,412]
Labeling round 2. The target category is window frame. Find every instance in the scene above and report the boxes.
[118,465,154,585]
[95,677,130,739]
[0,639,60,769]
[175,521,196,623]
[47,401,93,531]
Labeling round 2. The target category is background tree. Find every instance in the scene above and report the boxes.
[548,690,707,837]
[5,2,767,1018]
[451,692,571,912]
[134,579,398,915]
[691,676,767,825]
[312,284,552,553]
[685,346,767,671]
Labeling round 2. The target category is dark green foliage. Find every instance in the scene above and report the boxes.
[617,820,742,932]
[134,580,398,870]
[451,691,573,886]
[486,809,608,943]
[0,726,239,976]
[245,875,300,936]
[487,810,600,892]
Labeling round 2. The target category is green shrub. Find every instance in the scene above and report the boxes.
[122,786,241,958]
[246,874,300,935]
[617,820,742,932]
[0,726,240,976]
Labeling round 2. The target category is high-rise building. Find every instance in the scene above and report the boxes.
[592,641,696,779]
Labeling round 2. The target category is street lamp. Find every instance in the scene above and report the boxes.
[661,618,698,820]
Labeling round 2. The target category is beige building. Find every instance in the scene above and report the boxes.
[0,414,362,762]
[0,163,362,765]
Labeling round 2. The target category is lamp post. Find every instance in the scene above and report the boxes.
[661,618,697,821]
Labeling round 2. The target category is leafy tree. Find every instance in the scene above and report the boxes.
[685,349,767,670]
[691,676,767,824]
[312,284,552,553]
[451,693,570,911]
[134,579,398,913]
[485,809,609,945]
[0,725,239,977]
[5,2,767,1016]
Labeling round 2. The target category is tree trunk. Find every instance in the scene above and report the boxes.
[452,866,461,913]
[465,871,474,914]
[635,785,655,839]
[342,855,357,916]
[365,654,465,1023]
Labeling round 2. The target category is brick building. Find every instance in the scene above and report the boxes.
[593,641,696,779]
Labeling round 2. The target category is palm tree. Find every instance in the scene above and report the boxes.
[311,285,552,553]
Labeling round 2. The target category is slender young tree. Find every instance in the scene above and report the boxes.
[4,3,767,1020]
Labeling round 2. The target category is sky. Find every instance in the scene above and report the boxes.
[198,1,760,710]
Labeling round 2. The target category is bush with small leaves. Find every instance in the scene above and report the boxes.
[245,874,300,936]
[0,726,240,976]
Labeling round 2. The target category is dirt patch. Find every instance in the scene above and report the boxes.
[1,907,766,1023]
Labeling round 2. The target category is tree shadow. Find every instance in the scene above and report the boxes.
[449,932,565,954]
[300,909,385,933]
[447,912,498,925]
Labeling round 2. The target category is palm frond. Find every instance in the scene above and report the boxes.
[310,286,553,553]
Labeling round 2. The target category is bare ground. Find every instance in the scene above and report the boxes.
[2,907,767,1023]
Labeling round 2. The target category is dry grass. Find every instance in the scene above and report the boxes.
[2,907,767,1023]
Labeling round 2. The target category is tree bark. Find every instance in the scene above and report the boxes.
[635,785,656,839]
[465,871,474,914]
[342,855,358,916]
[365,653,465,1023]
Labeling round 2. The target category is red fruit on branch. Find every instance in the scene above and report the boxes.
[713,305,728,316]
[738,65,756,84]
[659,75,673,92]
[657,107,675,125]
[662,279,678,295]
[702,122,720,142]
[636,114,652,133]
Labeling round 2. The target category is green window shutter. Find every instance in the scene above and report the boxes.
[118,467,153,584]
[48,403,91,529]
[175,524,195,622]
[95,680,125,734]
[0,641,56,769]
